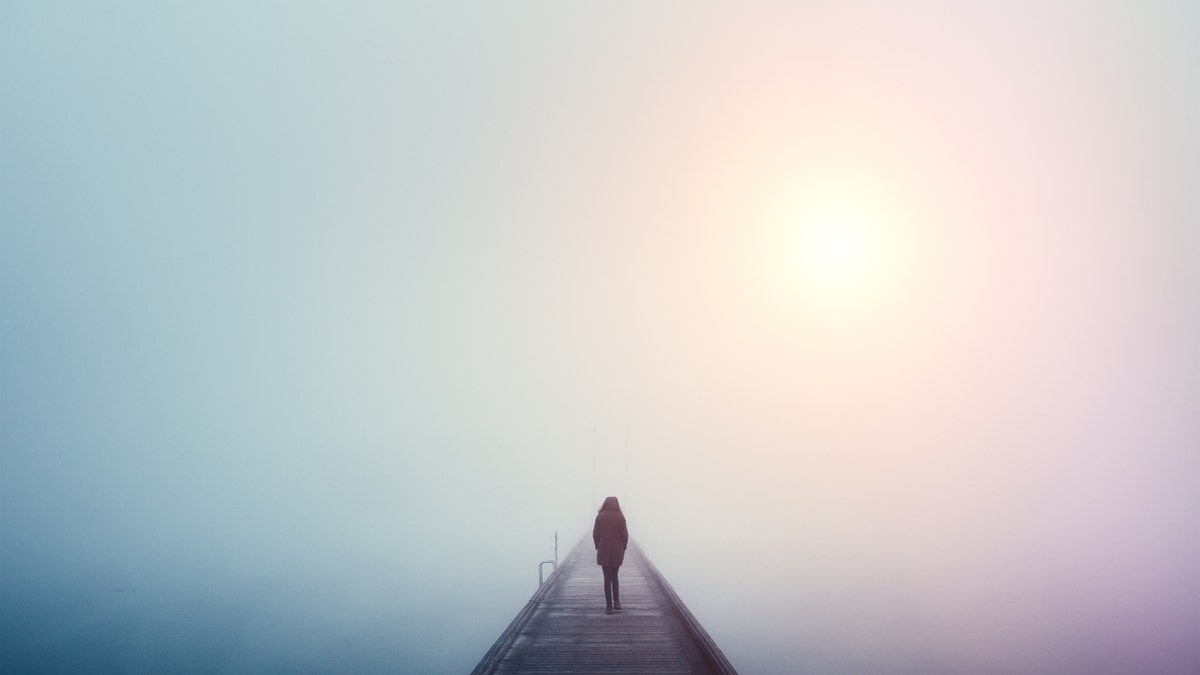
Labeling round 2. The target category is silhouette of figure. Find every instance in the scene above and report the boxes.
[593,496,629,614]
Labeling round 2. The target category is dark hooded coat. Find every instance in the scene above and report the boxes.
[593,498,628,567]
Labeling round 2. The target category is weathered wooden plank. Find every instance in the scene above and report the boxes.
[471,535,738,674]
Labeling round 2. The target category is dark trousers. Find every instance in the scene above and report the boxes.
[602,566,620,607]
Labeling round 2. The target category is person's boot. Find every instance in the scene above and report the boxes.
[613,580,621,610]
[605,605,614,614]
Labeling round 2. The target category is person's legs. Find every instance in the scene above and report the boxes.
[602,566,616,610]
[611,566,621,610]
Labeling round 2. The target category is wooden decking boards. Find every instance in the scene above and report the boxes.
[472,536,738,674]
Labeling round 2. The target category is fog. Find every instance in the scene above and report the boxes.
[3,2,1198,673]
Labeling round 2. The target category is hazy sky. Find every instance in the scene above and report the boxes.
[3,2,1199,673]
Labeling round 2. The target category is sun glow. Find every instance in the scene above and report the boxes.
[794,200,883,292]
[750,171,914,322]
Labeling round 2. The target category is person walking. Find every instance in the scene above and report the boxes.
[593,496,629,614]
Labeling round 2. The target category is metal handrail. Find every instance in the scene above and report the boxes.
[538,560,557,586]
[538,531,560,586]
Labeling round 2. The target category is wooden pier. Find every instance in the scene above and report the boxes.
[472,536,738,674]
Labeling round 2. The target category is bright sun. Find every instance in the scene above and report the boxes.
[794,200,882,292]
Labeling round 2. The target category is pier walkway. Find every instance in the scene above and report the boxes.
[472,536,737,674]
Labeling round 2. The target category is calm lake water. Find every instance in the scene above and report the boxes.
[6,492,1197,674]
